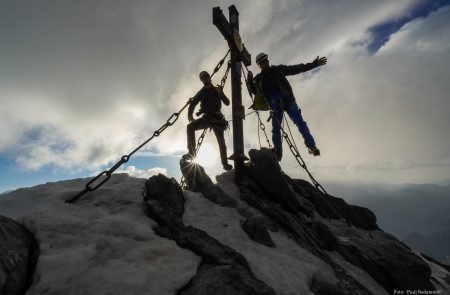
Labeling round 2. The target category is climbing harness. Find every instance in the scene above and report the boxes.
[67,50,232,203]
[242,65,327,196]
[179,56,233,188]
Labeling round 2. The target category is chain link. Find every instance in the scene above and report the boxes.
[179,128,208,189]
[241,66,272,149]
[67,51,231,204]
[241,65,327,196]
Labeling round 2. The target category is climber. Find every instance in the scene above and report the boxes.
[183,71,233,171]
[246,53,327,161]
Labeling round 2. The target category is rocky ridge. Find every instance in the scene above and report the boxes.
[1,148,449,294]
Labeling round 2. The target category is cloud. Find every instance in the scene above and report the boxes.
[1,1,449,185]
[115,166,167,179]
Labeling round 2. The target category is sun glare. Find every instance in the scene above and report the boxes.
[195,143,218,168]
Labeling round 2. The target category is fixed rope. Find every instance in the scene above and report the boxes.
[242,65,327,196]
[67,50,231,203]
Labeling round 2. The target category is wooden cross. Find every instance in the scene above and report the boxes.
[213,5,251,184]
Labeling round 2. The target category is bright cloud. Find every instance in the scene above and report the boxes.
[0,0,449,185]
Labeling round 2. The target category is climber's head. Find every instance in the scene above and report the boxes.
[256,53,270,71]
[199,71,211,85]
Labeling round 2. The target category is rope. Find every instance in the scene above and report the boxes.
[67,50,232,203]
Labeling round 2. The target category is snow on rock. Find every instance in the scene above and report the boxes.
[1,174,200,295]
[0,148,449,295]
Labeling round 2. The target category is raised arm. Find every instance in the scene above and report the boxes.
[276,56,327,76]
[245,71,257,95]
[216,86,230,106]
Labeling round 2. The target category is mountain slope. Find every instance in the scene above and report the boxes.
[0,148,449,294]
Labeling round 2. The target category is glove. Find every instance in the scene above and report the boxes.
[314,56,327,66]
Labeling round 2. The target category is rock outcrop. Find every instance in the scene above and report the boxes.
[143,172,276,295]
[0,215,38,295]
[1,148,449,294]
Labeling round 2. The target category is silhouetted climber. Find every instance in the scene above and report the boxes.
[246,53,327,161]
[183,71,233,171]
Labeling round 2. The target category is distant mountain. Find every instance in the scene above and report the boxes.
[404,230,450,265]
[328,182,450,238]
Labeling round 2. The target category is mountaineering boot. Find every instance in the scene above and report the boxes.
[182,153,195,161]
[308,146,320,156]
[223,163,233,171]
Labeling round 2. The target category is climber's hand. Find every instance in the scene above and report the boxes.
[247,71,253,80]
[314,56,327,66]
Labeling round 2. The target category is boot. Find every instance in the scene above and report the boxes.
[308,146,320,156]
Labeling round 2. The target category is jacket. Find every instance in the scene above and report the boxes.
[188,86,230,118]
[247,61,320,109]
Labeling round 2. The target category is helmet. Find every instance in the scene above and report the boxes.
[255,53,268,64]
[199,71,210,79]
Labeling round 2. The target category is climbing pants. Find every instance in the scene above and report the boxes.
[269,94,316,154]
[187,117,229,166]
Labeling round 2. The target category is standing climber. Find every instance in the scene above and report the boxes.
[183,71,233,171]
[246,53,327,161]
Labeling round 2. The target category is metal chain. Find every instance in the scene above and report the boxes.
[241,65,272,148]
[241,65,327,196]
[179,53,232,189]
[66,98,193,203]
[179,128,208,188]
[67,50,232,204]
[220,60,232,88]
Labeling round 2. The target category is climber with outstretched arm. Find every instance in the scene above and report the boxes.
[246,53,327,161]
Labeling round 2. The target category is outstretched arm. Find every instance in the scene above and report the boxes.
[277,56,327,76]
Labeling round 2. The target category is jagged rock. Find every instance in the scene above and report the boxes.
[143,173,276,295]
[240,177,373,294]
[327,220,435,292]
[245,148,304,214]
[178,264,276,295]
[154,224,250,267]
[310,275,347,295]
[241,148,440,294]
[287,177,378,230]
[0,215,39,295]
[143,174,185,227]
[180,159,237,208]
[240,217,275,248]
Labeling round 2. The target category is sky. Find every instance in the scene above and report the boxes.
[1,0,450,193]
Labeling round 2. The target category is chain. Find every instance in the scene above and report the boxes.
[281,123,327,195]
[211,49,230,78]
[179,128,208,188]
[241,65,327,196]
[66,98,193,203]
[241,65,272,149]
[67,50,232,204]
[220,60,232,88]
